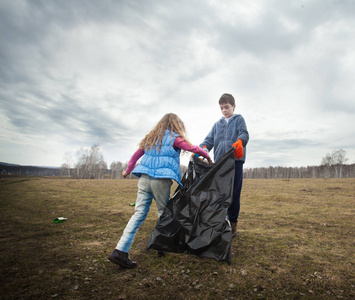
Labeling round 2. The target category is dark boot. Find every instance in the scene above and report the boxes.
[108,249,137,269]
[231,222,238,238]
[157,250,165,257]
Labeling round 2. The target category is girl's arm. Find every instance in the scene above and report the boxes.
[174,137,212,164]
[123,148,144,176]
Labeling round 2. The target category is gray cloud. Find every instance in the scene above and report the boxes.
[1,0,355,167]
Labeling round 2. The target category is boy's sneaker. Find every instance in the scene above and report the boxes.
[108,249,137,269]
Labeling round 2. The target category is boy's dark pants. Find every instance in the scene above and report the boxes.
[228,161,243,223]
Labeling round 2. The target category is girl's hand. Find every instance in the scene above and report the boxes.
[206,157,213,165]
[122,170,129,178]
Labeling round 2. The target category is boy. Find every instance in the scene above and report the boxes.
[200,93,249,237]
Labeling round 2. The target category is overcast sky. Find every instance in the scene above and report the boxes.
[1,0,355,169]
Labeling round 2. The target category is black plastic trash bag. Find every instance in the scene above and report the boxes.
[147,148,235,264]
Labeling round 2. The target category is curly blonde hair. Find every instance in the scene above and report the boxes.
[139,113,191,151]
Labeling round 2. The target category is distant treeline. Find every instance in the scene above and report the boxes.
[0,164,61,176]
[3,163,355,179]
[243,164,355,179]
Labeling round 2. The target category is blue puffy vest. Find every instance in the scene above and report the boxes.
[132,130,182,186]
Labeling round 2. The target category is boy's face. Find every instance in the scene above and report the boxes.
[220,102,235,118]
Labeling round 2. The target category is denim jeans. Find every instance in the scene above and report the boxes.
[228,161,243,223]
[116,175,173,253]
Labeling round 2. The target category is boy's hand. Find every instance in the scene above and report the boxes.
[121,170,129,178]
[232,139,244,159]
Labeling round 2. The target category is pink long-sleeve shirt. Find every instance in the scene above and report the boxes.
[125,137,211,174]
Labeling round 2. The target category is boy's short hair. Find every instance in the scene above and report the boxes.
[218,93,235,106]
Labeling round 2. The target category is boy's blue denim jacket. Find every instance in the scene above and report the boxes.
[200,114,249,163]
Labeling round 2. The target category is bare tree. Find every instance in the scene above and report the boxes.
[321,149,348,178]
[60,163,70,177]
[110,161,124,179]
[74,144,107,179]
[60,152,73,177]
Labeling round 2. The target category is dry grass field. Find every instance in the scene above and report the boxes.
[0,176,354,299]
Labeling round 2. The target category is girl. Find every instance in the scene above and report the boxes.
[109,113,212,268]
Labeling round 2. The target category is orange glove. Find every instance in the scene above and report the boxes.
[232,139,243,159]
